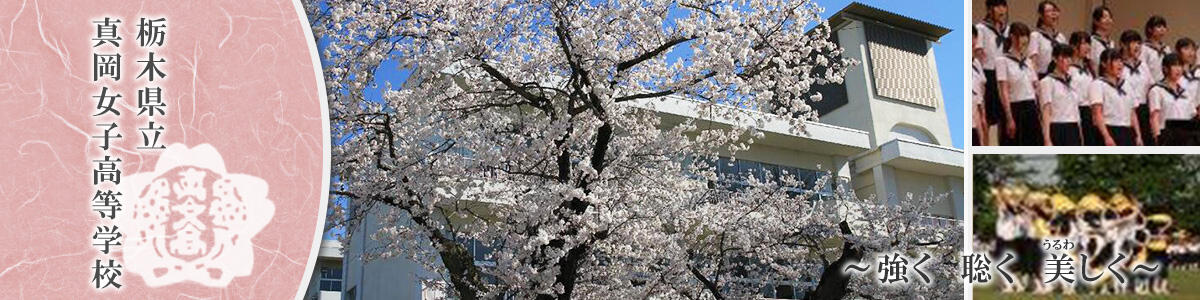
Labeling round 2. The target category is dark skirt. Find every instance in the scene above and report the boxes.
[1050,122,1082,146]
[985,70,1003,125]
[1017,237,1044,275]
[1158,120,1200,146]
[1109,126,1136,146]
[1007,100,1043,146]
[1081,106,1103,146]
[1137,104,1155,146]
[1151,250,1170,278]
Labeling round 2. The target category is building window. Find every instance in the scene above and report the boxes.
[711,157,833,198]
[319,266,343,291]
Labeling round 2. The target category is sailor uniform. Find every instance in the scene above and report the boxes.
[1142,41,1173,82]
[973,59,987,146]
[1072,63,1102,145]
[1039,73,1082,145]
[1089,34,1113,73]
[999,54,1042,145]
[1124,60,1155,146]
[1031,28,1067,77]
[1089,77,1139,145]
[1149,80,1197,145]
[977,21,1009,125]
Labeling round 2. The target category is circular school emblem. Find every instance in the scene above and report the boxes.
[115,144,274,287]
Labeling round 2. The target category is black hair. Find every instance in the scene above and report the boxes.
[1006,22,1031,52]
[1092,6,1111,33]
[987,0,1008,8]
[1163,53,1183,72]
[1037,1,1058,28]
[1120,30,1142,45]
[1069,31,1090,47]
[1100,48,1122,77]
[1176,37,1196,53]
[1145,15,1167,39]
[1052,43,1074,59]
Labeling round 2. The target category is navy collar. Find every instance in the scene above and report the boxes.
[1103,77,1126,96]
[1006,55,1029,69]
[1154,81,1187,99]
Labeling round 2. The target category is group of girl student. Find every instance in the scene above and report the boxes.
[974,0,1200,146]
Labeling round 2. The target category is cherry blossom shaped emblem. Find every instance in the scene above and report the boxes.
[115,143,275,287]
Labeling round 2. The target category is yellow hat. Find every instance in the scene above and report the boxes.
[1148,214,1173,224]
[1078,193,1106,211]
[1148,238,1168,251]
[1051,193,1075,212]
[1027,191,1051,207]
[1109,193,1136,214]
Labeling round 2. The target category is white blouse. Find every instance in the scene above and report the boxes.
[1089,34,1114,72]
[1089,78,1136,126]
[973,59,986,106]
[1030,29,1066,75]
[1070,64,1095,108]
[1039,74,1080,123]
[976,22,1008,71]
[1149,80,1196,121]
[1121,60,1153,105]
[997,55,1038,102]
[1141,42,1173,82]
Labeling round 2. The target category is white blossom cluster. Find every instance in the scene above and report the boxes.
[306,0,961,299]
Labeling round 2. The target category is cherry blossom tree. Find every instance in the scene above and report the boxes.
[305,0,962,299]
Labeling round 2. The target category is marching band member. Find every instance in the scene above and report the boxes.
[1090,49,1143,146]
[1149,53,1197,145]
[1146,214,1173,294]
[999,23,1041,145]
[1039,44,1082,145]
[1048,194,1079,294]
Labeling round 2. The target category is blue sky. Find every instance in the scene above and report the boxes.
[817,0,965,148]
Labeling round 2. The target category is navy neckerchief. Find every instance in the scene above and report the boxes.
[981,21,1006,48]
[1146,41,1167,56]
[1186,66,1200,82]
[1092,34,1111,50]
[1103,77,1126,96]
[1072,62,1094,78]
[1037,27,1059,44]
[1006,55,1029,70]
[1050,73,1071,87]
[1125,60,1143,75]
[1153,81,1187,100]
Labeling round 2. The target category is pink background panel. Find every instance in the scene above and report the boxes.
[0,0,328,298]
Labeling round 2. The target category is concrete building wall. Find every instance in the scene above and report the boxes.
[892,168,958,218]
[818,19,952,148]
[818,21,878,143]
[342,210,434,300]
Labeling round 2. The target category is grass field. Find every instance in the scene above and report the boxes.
[973,269,1200,300]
